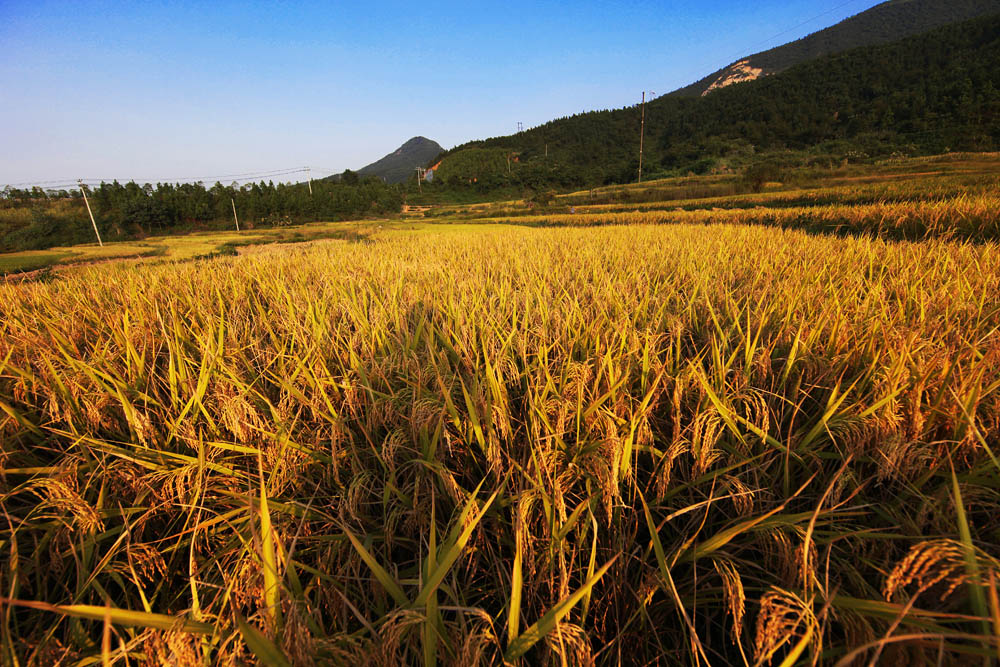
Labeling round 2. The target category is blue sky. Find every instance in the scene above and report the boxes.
[0,0,884,186]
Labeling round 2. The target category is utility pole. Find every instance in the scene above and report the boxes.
[415,168,423,193]
[637,91,655,183]
[306,167,313,195]
[231,197,240,231]
[78,180,103,246]
[638,91,646,183]
[517,121,523,133]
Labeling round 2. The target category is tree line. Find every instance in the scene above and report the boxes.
[0,174,402,252]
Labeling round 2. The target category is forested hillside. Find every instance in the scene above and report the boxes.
[425,15,1000,194]
[671,0,1000,97]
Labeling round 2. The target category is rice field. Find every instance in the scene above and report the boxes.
[2,215,999,665]
[0,222,391,278]
[479,194,1000,243]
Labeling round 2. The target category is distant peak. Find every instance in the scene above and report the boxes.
[401,136,436,146]
[354,137,445,184]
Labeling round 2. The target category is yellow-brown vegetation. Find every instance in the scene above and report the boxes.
[2,219,999,664]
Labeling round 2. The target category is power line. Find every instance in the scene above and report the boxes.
[2,164,357,190]
[2,182,82,190]
[2,166,314,189]
[732,0,867,63]
[130,166,309,183]
[1,177,94,187]
[667,0,869,93]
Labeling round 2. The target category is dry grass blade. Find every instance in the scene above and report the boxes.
[950,461,992,655]
[257,471,282,632]
[412,482,500,609]
[504,556,618,663]
[422,491,439,667]
[832,632,1000,667]
[235,613,292,667]
[341,526,409,608]
[639,491,712,666]
[0,597,213,634]
[776,624,813,667]
[988,572,1000,662]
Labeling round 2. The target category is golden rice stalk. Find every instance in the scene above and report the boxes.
[884,539,1000,603]
[543,622,594,666]
[754,588,819,666]
[715,559,746,644]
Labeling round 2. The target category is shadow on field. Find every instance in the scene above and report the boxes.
[1,266,61,285]
[503,211,1000,246]
[1,228,377,284]
[196,227,374,260]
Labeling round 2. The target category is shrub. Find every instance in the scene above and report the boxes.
[743,161,782,192]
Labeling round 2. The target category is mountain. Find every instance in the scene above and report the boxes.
[356,136,444,184]
[429,14,1000,190]
[670,0,1000,97]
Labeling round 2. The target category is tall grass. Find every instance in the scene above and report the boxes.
[1,224,999,664]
